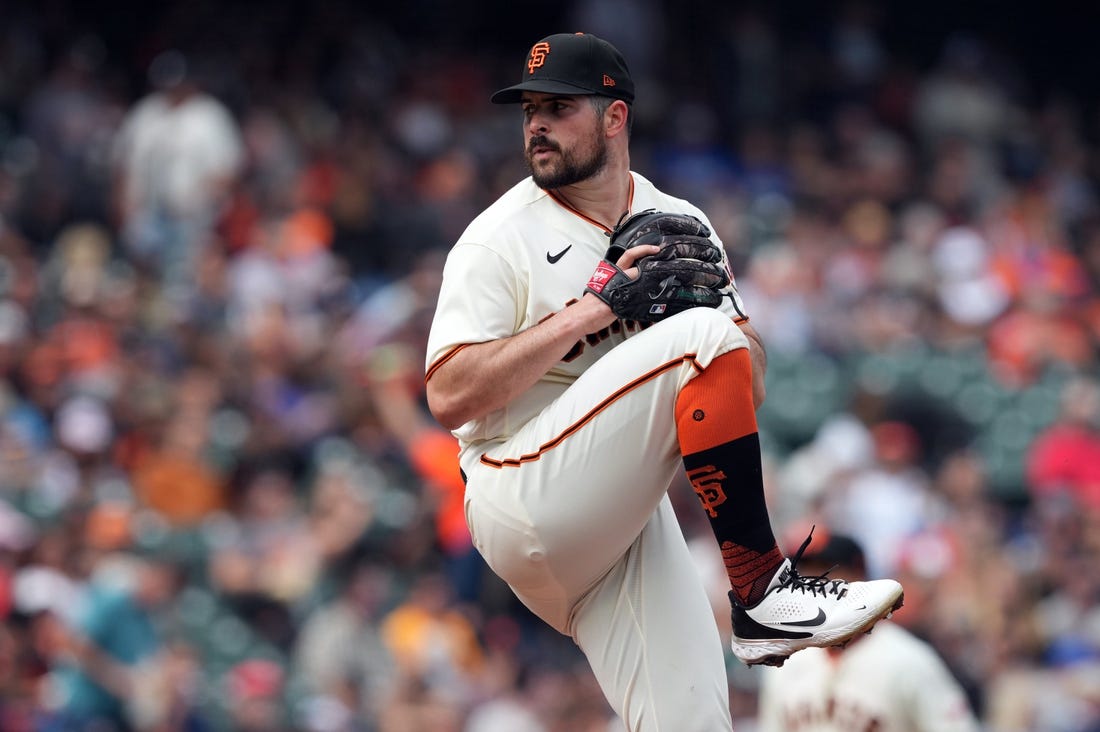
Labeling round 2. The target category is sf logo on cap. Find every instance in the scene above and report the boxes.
[528,42,550,74]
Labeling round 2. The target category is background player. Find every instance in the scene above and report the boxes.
[756,529,980,732]
[424,32,903,731]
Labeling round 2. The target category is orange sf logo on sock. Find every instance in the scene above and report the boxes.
[687,465,728,517]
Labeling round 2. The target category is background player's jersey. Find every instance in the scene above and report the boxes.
[756,622,980,732]
[425,172,747,472]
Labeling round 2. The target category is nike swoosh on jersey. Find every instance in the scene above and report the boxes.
[546,245,572,263]
[779,607,827,627]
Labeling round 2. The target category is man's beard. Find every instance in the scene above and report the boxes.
[526,133,608,190]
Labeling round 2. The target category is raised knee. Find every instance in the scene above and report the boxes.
[675,308,747,351]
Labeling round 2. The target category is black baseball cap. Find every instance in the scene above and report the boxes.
[491,32,635,104]
[798,531,867,573]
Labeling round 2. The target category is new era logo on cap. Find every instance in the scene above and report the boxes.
[491,32,635,104]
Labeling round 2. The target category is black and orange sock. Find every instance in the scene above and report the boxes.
[676,348,783,606]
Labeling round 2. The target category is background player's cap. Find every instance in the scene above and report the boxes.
[784,524,867,574]
[491,32,635,104]
[803,534,866,571]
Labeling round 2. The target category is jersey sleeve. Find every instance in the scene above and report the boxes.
[754,668,785,732]
[425,242,523,375]
[900,642,981,732]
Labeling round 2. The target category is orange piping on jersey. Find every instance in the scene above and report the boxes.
[545,176,635,234]
[479,352,702,469]
[425,344,471,383]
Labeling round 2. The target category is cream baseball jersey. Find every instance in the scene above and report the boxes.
[756,621,980,732]
[425,171,747,473]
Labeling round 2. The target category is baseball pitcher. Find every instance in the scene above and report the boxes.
[424,32,903,731]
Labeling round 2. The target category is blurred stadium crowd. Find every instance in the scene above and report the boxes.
[0,0,1098,730]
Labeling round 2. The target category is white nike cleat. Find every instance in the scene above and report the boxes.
[729,533,904,668]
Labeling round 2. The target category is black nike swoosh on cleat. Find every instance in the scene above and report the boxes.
[779,607,827,627]
[731,604,813,640]
[546,245,572,263]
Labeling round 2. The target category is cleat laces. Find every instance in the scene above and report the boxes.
[777,527,848,600]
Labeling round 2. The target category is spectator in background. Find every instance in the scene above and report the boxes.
[887,448,1020,714]
[304,443,380,567]
[463,616,545,732]
[126,639,215,732]
[207,458,320,650]
[223,658,290,732]
[772,412,875,529]
[756,529,980,732]
[0,618,38,732]
[379,570,485,728]
[822,420,947,579]
[358,339,479,604]
[983,502,1100,731]
[127,367,229,527]
[930,225,1011,338]
[293,561,396,730]
[1026,376,1100,512]
[17,36,120,248]
[110,49,244,290]
[734,239,819,357]
[41,549,186,731]
[0,500,41,732]
[911,33,1018,213]
[983,187,1094,386]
